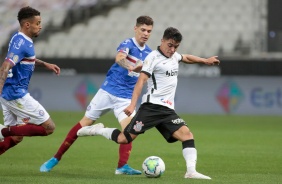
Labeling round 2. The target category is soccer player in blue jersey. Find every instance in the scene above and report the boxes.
[40,16,154,174]
[0,6,60,155]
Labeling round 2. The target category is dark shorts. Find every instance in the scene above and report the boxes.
[124,103,187,143]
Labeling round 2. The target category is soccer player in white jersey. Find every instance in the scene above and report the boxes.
[77,27,220,179]
[0,6,60,155]
[40,16,154,174]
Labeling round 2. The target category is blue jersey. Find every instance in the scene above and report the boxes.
[101,37,151,99]
[1,32,36,100]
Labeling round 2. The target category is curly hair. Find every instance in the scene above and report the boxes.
[17,6,40,24]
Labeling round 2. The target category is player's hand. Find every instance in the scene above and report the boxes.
[204,56,220,65]
[130,60,143,72]
[124,104,135,116]
[45,63,60,75]
[132,64,143,72]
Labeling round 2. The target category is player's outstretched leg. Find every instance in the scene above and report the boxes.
[40,157,59,172]
[182,140,211,180]
[78,124,141,175]
[77,123,104,136]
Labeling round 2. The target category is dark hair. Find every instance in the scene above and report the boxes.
[18,6,40,24]
[136,16,154,26]
[163,27,182,43]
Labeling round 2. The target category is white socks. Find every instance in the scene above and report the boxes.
[182,147,197,173]
[97,128,116,140]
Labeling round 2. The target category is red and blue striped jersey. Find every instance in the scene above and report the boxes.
[2,31,36,100]
[101,37,151,99]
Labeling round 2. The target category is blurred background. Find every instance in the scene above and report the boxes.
[0,0,281,115]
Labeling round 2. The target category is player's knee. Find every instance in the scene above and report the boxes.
[123,131,133,143]
[43,119,56,135]
[186,130,193,138]
[46,128,54,135]
[12,136,23,144]
[112,129,133,144]
[80,116,94,126]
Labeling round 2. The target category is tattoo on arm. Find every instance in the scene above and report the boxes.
[116,58,130,70]
[0,65,9,94]
[35,59,46,67]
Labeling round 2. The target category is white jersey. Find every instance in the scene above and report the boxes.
[141,47,182,109]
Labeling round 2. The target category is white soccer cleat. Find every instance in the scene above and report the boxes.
[77,123,104,136]
[184,171,211,180]
[0,124,6,142]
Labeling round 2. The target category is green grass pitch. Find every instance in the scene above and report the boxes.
[1,112,282,184]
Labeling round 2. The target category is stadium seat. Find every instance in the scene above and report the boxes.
[6,0,266,59]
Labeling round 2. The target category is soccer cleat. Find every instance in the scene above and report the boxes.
[115,164,142,175]
[77,123,104,136]
[184,171,211,179]
[40,157,59,172]
[0,124,6,142]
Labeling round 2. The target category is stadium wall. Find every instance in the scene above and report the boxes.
[36,58,282,76]
[29,74,282,115]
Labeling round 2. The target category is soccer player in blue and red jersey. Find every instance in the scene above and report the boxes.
[0,6,60,155]
[40,16,154,174]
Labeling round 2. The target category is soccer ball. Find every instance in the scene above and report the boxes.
[142,156,165,178]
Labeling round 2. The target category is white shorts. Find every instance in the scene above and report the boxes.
[0,93,50,126]
[85,89,136,123]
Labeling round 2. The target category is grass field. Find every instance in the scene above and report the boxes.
[1,112,282,184]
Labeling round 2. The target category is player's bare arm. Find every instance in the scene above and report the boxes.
[35,59,60,75]
[115,52,143,72]
[181,54,220,65]
[124,72,148,116]
[115,52,133,70]
[0,61,12,94]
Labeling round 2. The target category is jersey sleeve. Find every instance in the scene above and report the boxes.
[141,52,157,77]
[116,38,132,55]
[5,36,26,66]
[175,52,182,61]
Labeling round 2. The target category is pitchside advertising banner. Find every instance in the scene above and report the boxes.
[28,74,282,115]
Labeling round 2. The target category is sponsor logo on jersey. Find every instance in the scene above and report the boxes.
[166,70,178,77]
[160,98,172,106]
[133,121,144,132]
[13,55,19,63]
[119,47,129,54]
[14,38,25,49]
[171,118,185,124]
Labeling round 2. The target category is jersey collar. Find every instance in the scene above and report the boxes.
[157,46,169,58]
[18,31,33,43]
[132,37,146,51]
